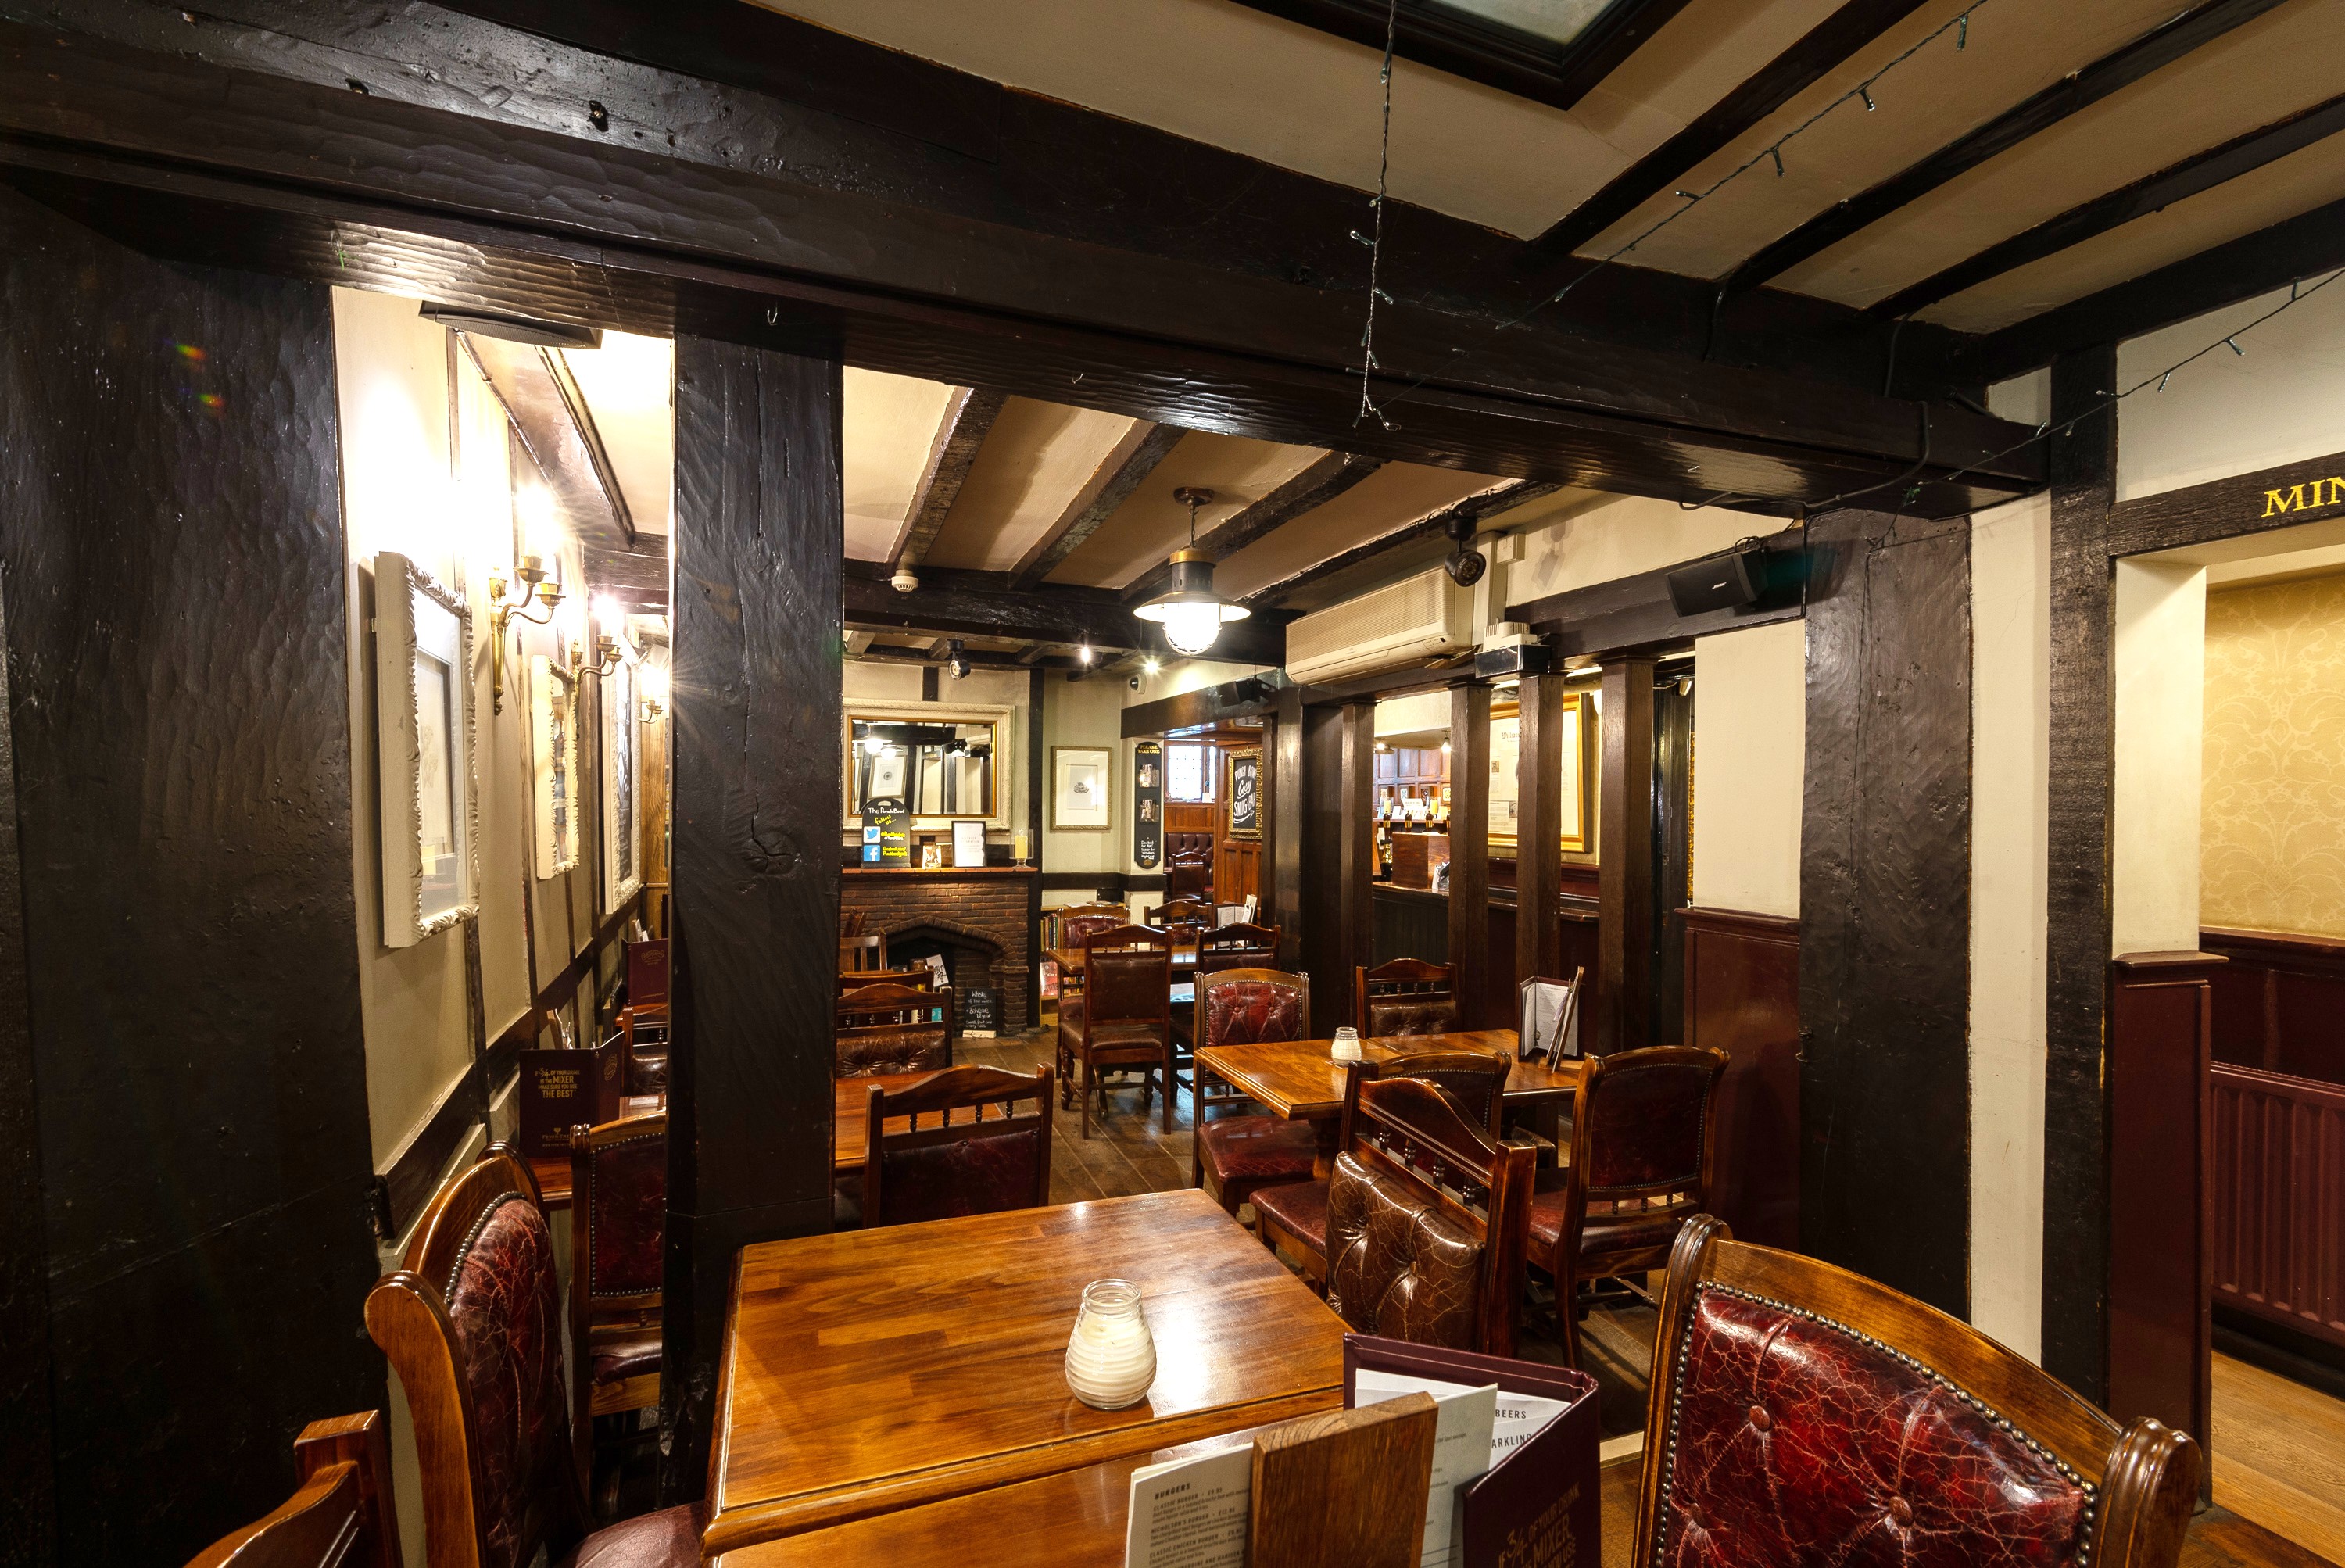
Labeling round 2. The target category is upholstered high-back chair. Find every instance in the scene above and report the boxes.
[1189,968,1320,1213]
[1164,832,1215,901]
[1527,1044,1727,1367]
[1058,924,1173,1138]
[184,1412,402,1568]
[861,1064,1054,1227]
[1355,958,1461,1037]
[618,1002,668,1094]
[364,1146,700,1568]
[835,982,953,1078]
[1053,902,1129,954]
[1155,893,1215,937]
[1638,1217,2199,1568]
[1176,922,1282,1111]
[1322,1074,1534,1356]
[567,1111,664,1493]
[1379,1047,1511,1138]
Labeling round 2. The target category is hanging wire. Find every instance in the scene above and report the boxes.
[1355,0,1402,431]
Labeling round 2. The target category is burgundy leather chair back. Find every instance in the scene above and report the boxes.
[578,1114,664,1300]
[1083,925,1172,1027]
[1324,1074,1534,1356]
[1195,922,1279,975]
[439,1193,571,1568]
[1577,1047,1727,1199]
[1155,894,1215,937]
[836,982,952,1077]
[865,1065,1054,1228]
[1377,1048,1511,1139]
[1200,968,1311,1048]
[1055,904,1129,949]
[1165,832,1214,900]
[1357,959,1461,1037]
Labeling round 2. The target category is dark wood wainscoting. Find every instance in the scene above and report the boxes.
[2107,951,2221,1462]
[2204,925,2345,1087]
[1678,907,1801,1251]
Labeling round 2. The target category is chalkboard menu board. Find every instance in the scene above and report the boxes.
[861,797,909,866]
[1133,741,1162,869]
[961,986,999,1038]
[1228,748,1261,837]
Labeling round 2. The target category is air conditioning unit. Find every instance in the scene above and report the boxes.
[1283,567,1474,685]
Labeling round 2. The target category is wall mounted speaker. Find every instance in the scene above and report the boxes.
[1666,545,1767,617]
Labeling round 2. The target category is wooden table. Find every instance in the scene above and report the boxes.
[1194,1030,1581,1175]
[832,1072,1014,1177]
[703,1189,1348,1553]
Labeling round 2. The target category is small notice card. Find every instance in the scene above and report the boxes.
[1353,1373,1501,1568]
[953,818,988,868]
[1124,1439,1252,1568]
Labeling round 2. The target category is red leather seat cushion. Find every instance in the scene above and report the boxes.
[1527,1173,1688,1264]
[1250,1179,1330,1257]
[1197,1115,1318,1184]
[589,1335,662,1387]
[554,1502,704,1568]
[1366,997,1461,1037]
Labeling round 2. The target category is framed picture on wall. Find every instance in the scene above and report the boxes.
[1558,690,1590,854]
[1051,746,1112,831]
[1227,748,1262,838]
[530,654,580,879]
[602,652,643,914]
[374,551,478,947]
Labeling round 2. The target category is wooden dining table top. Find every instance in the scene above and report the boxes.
[1193,1029,1582,1119]
[832,1071,1018,1176]
[703,1188,1348,1554]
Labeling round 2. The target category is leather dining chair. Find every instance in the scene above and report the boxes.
[1527,1044,1727,1369]
[1637,1215,2199,1568]
[840,933,888,973]
[1155,893,1215,937]
[1058,924,1174,1137]
[365,1145,703,1568]
[859,1064,1054,1227]
[184,1412,400,1568]
[1354,958,1461,1036]
[1320,1072,1535,1357]
[1251,1047,1512,1294]
[567,1110,664,1502]
[835,982,954,1078]
[1053,902,1129,953]
[616,1003,668,1094]
[1190,968,1319,1216]
[1174,921,1280,1113]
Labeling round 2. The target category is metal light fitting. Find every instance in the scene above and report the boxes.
[1133,487,1249,657]
[487,554,564,713]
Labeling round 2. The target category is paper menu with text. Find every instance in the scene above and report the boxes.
[1122,1439,1251,1568]
[1354,1375,1499,1568]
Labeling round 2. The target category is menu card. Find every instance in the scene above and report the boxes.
[1123,1437,1252,1568]
[1354,1374,1498,1568]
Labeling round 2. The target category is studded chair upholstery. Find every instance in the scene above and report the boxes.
[364,1145,701,1568]
[1053,903,1130,956]
[1638,1217,2198,1568]
[1253,1048,1511,1294]
[1189,968,1320,1215]
[835,982,953,1078]
[1355,958,1461,1037]
[1321,1074,1534,1356]
[1058,924,1173,1138]
[1175,922,1280,1112]
[1165,832,1215,901]
[861,1064,1054,1227]
[1527,1045,1727,1368]
[567,1112,664,1494]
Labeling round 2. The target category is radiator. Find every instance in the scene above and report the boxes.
[2211,1062,2345,1351]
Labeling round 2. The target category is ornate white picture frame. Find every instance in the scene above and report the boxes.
[601,653,642,914]
[374,551,478,947]
[530,653,581,879]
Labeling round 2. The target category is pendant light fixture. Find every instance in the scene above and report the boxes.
[1133,486,1250,657]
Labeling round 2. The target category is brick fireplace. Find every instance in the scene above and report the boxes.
[840,867,1037,1033]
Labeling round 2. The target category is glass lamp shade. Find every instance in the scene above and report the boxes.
[1132,550,1249,657]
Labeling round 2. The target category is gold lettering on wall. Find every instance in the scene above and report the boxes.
[2262,477,2345,517]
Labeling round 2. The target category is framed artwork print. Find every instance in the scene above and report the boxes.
[530,654,580,879]
[375,551,478,947]
[602,653,642,914]
[1051,746,1112,831]
[1227,748,1262,838]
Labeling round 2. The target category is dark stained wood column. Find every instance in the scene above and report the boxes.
[1597,657,1657,1051]
[1339,702,1377,1027]
[1514,672,1566,1000]
[661,334,843,1502]
[1447,682,1492,1029]
[1266,688,1306,972]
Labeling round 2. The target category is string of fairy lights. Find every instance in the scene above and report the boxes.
[1344,0,2344,519]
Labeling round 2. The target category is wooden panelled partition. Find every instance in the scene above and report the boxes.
[661,334,843,1503]
[1596,657,1656,1051]
[1514,672,1566,1002]
[1679,908,1802,1250]
[1447,682,1492,1028]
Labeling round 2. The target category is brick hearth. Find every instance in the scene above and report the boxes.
[841,868,1036,1033]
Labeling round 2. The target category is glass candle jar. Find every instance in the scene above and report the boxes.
[1330,1026,1362,1062]
[1064,1279,1156,1410]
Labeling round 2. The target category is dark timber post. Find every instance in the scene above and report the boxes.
[1515,671,1566,1002]
[1447,682,1492,1028]
[2042,345,2119,1401]
[1339,703,1378,1029]
[1597,657,1658,1051]
[1026,666,1044,1024]
[1267,689,1306,972]
[661,335,843,1502]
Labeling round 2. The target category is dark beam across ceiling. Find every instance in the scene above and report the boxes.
[584,541,668,612]
[886,386,1008,569]
[1528,0,1931,258]
[1120,452,1384,605]
[1717,0,2297,299]
[1952,193,2345,386]
[1241,478,1559,608]
[844,560,1291,665]
[458,331,633,550]
[1872,91,2345,321]
[853,642,1079,671]
[1009,422,1186,590]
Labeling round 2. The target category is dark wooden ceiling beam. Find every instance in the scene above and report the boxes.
[1953,193,2345,386]
[1120,452,1383,604]
[886,386,1008,568]
[1241,478,1558,607]
[845,559,1291,664]
[1529,0,1931,257]
[583,541,668,611]
[853,641,1079,671]
[1008,422,1186,589]
[458,331,633,550]
[1719,0,2297,299]
[1872,91,2345,321]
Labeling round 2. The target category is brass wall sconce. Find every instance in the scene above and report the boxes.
[488,554,563,713]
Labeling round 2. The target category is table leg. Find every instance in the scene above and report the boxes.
[1310,1116,1340,1180]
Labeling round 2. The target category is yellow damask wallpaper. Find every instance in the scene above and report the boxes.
[2202,571,2345,936]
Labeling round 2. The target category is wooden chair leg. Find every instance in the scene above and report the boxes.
[1080,1049,1094,1140]
[1160,1044,1176,1133]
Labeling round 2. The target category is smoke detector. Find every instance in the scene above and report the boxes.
[890,566,920,594]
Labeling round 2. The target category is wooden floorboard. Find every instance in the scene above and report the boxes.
[2213,1351,2345,1566]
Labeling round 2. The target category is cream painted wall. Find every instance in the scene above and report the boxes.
[1040,675,1127,907]
[1689,621,1803,918]
[1505,494,1764,605]
[2116,280,2345,503]
[1967,493,2051,1362]
[2111,560,2208,955]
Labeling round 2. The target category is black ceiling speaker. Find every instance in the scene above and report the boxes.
[1666,542,1769,616]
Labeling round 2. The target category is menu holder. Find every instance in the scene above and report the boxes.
[515,1029,625,1158]
[1343,1334,1602,1568]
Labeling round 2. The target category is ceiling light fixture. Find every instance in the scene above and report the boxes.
[1133,486,1249,657]
[943,639,971,680]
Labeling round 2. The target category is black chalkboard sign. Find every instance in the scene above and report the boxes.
[961,986,999,1038]
[1228,749,1261,837]
[1133,740,1162,869]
